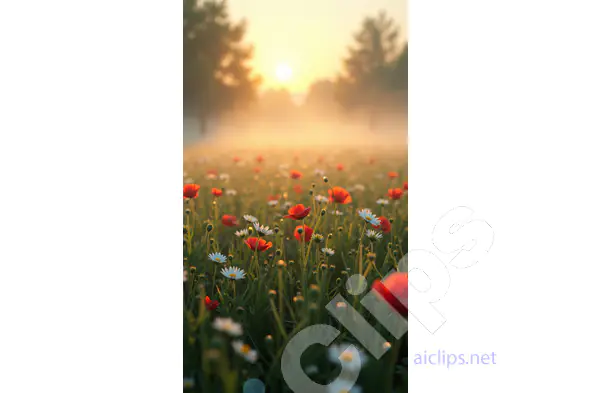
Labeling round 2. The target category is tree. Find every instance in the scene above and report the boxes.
[335,11,407,130]
[183,0,260,135]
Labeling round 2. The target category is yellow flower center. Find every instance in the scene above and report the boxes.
[341,351,353,363]
[240,344,251,354]
[229,273,236,278]
[215,257,220,261]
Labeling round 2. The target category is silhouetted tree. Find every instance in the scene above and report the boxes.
[184,0,260,135]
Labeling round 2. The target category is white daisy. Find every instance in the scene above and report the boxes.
[208,252,227,264]
[243,214,258,223]
[219,173,230,181]
[221,266,246,280]
[321,247,335,256]
[328,343,367,373]
[212,317,243,336]
[232,340,258,363]
[235,228,249,238]
[366,229,383,241]
[312,233,324,243]
[358,208,380,226]
[225,189,237,196]
[328,380,362,393]
[268,200,279,207]
[315,195,329,204]
[253,222,273,236]
[376,198,389,206]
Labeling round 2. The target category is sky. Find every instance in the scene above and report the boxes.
[227,0,407,95]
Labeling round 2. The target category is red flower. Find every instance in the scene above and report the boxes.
[372,272,408,317]
[212,188,223,197]
[284,204,311,220]
[254,167,262,174]
[256,155,264,163]
[403,181,408,191]
[388,188,403,200]
[328,186,352,204]
[207,169,218,176]
[388,171,399,179]
[336,163,344,171]
[294,225,313,242]
[205,296,219,311]
[221,214,238,227]
[183,184,200,199]
[268,194,281,201]
[290,170,303,180]
[233,156,240,163]
[244,237,273,251]
[373,216,391,233]
[293,184,303,194]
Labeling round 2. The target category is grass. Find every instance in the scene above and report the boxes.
[183,146,408,393]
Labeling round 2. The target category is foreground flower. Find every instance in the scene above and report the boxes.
[372,272,408,317]
[221,215,238,227]
[205,296,219,311]
[253,222,273,236]
[243,214,258,223]
[234,229,249,238]
[220,266,247,281]
[208,252,227,264]
[328,187,352,204]
[366,229,383,241]
[376,198,389,205]
[358,208,380,226]
[284,204,311,220]
[328,343,367,372]
[212,188,223,197]
[244,237,273,251]
[232,340,258,363]
[294,225,313,242]
[290,170,303,180]
[183,184,200,199]
[373,216,391,233]
[212,317,243,336]
[321,247,335,256]
[312,233,324,243]
[388,188,403,200]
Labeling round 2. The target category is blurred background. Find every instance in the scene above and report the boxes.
[184,0,407,150]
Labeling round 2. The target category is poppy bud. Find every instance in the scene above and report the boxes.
[341,270,348,276]
[335,278,342,285]
[206,224,213,232]
[389,218,394,224]
[288,260,295,266]
[276,249,282,256]
[209,239,214,245]
[388,242,393,249]
[320,263,328,271]
[274,227,280,233]
[311,183,316,188]
[268,289,277,297]
[265,334,274,344]
[185,209,190,215]
[183,227,188,234]
[338,226,343,232]
[309,284,320,298]
[308,190,314,196]
[248,227,254,234]
[277,260,286,269]
[228,254,233,261]
[327,233,332,239]
[367,252,376,261]
[329,264,335,271]
[321,209,326,216]
[323,176,328,183]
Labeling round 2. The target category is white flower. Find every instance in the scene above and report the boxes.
[212,317,243,336]
[225,189,237,196]
[243,214,258,223]
[221,266,246,280]
[358,208,380,226]
[206,173,217,180]
[232,340,258,363]
[208,252,227,264]
[253,222,273,236]
[219,173,230,181]
[283,202,293,209]
[331,210,344,216]
[328,380,362,393]
[366,229,383,241]
[315,195,329,204]
[314,168,326,177]
[268,200,279,207]
[235,229,249,238]
[353,184,365,192]
[376,198,389,205]
[328,343,367,373]
[321,247,335,256]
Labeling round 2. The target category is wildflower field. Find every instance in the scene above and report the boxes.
[183,146,408,393]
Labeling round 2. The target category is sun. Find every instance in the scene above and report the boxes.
[275,63,293,83]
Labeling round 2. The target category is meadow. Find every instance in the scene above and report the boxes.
[183,145,408,393]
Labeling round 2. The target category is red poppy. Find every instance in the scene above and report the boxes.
[388,171,399,179]
[256,155,264,163]
[183,184,200,199]
[207,169,218,176]
[294,225,313,242]
[336,163,344,171]
[318,156,324,163]
[233,156,240,163]
[373,216,391,233]
[268,194,281,201]
[403,181,408,191]
[254,167,262,174]
[290,170,303,180]
[212,188,223,197]
[372,272,408,317]
[388,188,403,200]
[205,296,219,311]
[284,204,311,220]
[221,214,238,227]
[293,184,303,194]
[328,186,352,204]
[244,237,273,251]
